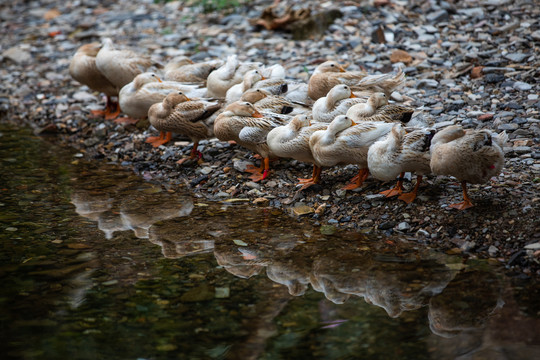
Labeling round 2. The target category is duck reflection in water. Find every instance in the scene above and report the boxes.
[70,166,193,240]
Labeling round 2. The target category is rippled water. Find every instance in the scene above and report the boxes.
[1,124,539,360]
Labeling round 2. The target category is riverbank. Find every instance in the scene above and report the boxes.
[1,0,538,275]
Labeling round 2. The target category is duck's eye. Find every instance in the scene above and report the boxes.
[330,64,335,67]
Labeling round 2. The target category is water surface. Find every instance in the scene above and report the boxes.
[1,124,539,359]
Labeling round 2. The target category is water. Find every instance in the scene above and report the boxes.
[1,124,539,360]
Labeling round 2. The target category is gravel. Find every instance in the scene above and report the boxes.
[0,0,538,275]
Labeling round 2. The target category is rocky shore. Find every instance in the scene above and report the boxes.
[1,0,539,275]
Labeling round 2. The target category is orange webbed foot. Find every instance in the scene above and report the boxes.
[380,187,403,197]
[104,108,121,120]
[398,192,417,204]
[249,169,269,182]
[245,164,264,174]
[449,200,474,210]
[90,109,107,118]
[342,182,362,190]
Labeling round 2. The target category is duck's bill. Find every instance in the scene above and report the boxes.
[253,110,264,118]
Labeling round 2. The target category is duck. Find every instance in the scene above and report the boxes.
[312,84,365,122]
[69,42,119,119]
[147,92,222,162]
[214,101,289,181]
[345,92,388,118]
[240,89,309,115]
[308,61,404,100]
[267,114,328,188]
[309,115,394,189]
[430,125,507,210]
[164,56,223,83]
[347,93,414,124]
[367,124,436,203]
[206,55,259,98]
[225,69,266,103]
[95,38,154,90]
[117,72,207,124]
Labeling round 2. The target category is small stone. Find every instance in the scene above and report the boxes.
[199,167,213,175]
[525,243,540,250]
[390,49,412,64]
[102,280,118,286]
[215,287,230,298]
[253,197,269,206]
[292,204,313,216]
[484,73,505,83]
[320,224,336,235]
[470,66,483,79]
[426,10,448,23]
[397,222,411,231]
[378,221,396,230]
[2,46,31,64]
[488,245,499,256]
[478,113,494,121]
[5,227,18,232]
[416,79,439,89]
[233,160,254,172]
[504,53,528,63]
[513,81,532,91]
[497,123,518,131]
[245,181,260,189]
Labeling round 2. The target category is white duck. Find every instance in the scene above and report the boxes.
[368,124,436,203]
[267,114,328,188]
[164,56,223,83]
[206,55,259,98]
[95,38,154,90]
[69,42,119,119]
[309,115,394,189]
[430,125,507,210]
[117,72,207,124]
[312,84,365,123]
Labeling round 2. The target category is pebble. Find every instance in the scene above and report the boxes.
[513,81,532,91]
[2,0,538,276]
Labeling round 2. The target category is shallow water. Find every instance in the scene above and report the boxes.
[1,124,539,360]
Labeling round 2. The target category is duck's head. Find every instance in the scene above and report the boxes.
[240,88,269,103]
[327,84,355,102]
[290,114,311,130]
[101,37,114,49]
[243,69,265,87]
[164,91,191,106]
[314,61,346,75]
[165,56,194,71]
[78,42,101,56]
[133,72,162,89]
[329,115,357,132]
[224,101,263,118]
[369,92,389,107]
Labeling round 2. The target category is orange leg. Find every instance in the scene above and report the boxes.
[104,97,121,120]
[297,165,322,190]
[177,141,202,165]
[342,168,369,190]
[380,172,405,197]
[449,181,474,210]
[249,157,270,182]
[398,175,422,204]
